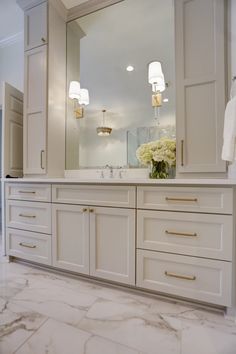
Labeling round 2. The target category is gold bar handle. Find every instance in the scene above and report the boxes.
[19,214,36,218]
[165,230,197,237]
[165,197,198,202]
[165,271,196,281]
[19,242,36,249]
[40,150,45,170]
[181,139,184,166]
[18,191,36,194]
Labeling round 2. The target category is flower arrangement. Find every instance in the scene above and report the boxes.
[136,137,176,178]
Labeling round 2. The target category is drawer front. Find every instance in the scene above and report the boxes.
[6,200,51,234]
[137,250,232,306]
[137,187,233,214]
[6,228,52,265]
[52,185,136,208]
[6,183,51,202]
[137,210,233,261]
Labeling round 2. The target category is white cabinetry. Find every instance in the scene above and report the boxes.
[52,185,136,285]
[24,45,47,174]
[175,0,226,175]
[18,0,66,177]
[24,1,47,50]
[136,186,233,306]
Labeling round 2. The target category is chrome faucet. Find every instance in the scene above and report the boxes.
[105,164,114,178]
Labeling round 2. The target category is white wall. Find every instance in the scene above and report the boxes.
[231,0,236,77]
[0,39,24,106]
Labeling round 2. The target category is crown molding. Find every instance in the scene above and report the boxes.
[16,0,46,11]
[67,0,124,22]
[0,32,24,49]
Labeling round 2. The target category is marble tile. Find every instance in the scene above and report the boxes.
[12,282,98,326]
[78,298,181,354]
[0,298,47,354]
[15,318,140,354]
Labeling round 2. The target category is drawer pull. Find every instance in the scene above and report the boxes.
[19,242,36,249]
[19,214,36,218]
[18,191,36,194]
[41,37,46,42]
[165,271,196,281]
[165,230,197,237]
[165,197,198,202]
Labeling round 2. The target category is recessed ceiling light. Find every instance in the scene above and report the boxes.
[126,65,134,72]
[163,98,169,102]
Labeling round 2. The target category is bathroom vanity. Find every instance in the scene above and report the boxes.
[5,178,236,314]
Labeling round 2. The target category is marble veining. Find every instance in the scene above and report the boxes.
[0,259,236,354]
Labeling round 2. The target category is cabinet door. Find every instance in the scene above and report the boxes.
[25,2,47,51]
[52,204,89,274]
[90,207,135,285]
[175,0,226,173]
[24,45,47,174]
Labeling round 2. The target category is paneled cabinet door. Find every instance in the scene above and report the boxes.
[52,204,89,274]
[25,1,48,51]
[175,0,226,173]
[24,45,47,174]
[90,207,135,285]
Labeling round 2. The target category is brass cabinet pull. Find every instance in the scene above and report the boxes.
[19,214,36,218]
[165,230,197,237]
[41,37,46,42]
[19,242,36,249]
[18,191,36,194]
[165,271,196,281]
[40,150,45,170]
[181,139,184,166]
[165,197,198,202]
[89,208,94,213]
[82,208,88,212]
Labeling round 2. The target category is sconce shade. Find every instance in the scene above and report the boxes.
[148,61,165,92]
[79,88,89,105]
[69,81,80,99]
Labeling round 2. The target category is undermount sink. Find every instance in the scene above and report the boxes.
[64,168,149,180]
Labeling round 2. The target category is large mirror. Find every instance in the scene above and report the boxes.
[66,0,175,169]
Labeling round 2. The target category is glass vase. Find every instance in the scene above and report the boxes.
[149,160,169,179]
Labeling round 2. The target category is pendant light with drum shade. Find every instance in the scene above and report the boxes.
[96,109,112,136]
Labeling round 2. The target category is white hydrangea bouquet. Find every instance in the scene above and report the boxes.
[136,137,176,179]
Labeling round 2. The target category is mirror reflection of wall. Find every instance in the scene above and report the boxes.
[66,0,175,169]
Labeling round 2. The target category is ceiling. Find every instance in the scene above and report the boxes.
[0,0,24,42]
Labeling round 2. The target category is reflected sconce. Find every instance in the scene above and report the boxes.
[148,61,166,122]
[96,109,112,136]
[68,81,89,119]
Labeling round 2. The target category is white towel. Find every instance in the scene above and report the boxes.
[221,96,236,162]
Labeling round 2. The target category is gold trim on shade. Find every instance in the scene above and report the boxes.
[96,126,112,136]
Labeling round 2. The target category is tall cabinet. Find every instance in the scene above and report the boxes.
[175,0,227,175]
[17,0,67,177]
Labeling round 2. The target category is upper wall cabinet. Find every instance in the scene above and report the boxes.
[25,1,48,51]
[175,0,226,174]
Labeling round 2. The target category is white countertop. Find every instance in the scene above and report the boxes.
[3,177,236,186]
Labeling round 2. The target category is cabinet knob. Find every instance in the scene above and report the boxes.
[41,37,46,43]
[89,208,94,213]
[82,208,88,212]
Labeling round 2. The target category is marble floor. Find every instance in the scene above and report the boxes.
[0,258,236,354]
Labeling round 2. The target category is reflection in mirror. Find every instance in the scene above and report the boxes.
[66,0,175,169]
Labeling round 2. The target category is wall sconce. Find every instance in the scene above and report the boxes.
[68,81,89,119]
[148,61,166,123]
[96,109,112,136]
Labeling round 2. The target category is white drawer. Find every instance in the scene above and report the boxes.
[6,200,51,234]
[6,228,52,265]
[137,250,232,306]
[6,183,51,202]
[137,210,233,261]
[52,185,135,208]
[137,187,233,214]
